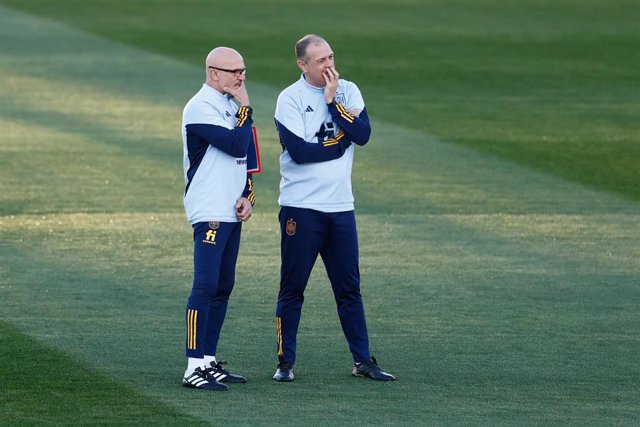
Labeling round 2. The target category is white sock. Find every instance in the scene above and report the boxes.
[203,355,216,366]
[185,357,206,377]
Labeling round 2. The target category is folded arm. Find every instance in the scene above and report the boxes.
[275,119,352,164]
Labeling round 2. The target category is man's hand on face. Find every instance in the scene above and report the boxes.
[225,82,251,107]
[323,66,339,103]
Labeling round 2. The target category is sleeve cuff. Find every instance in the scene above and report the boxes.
[236,106,253,117]
[235,106,253,127]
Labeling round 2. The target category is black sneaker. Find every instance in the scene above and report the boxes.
[207,360,247,383]
[182,366,229,391]
[273,362,294,382]
[352,356,395,381]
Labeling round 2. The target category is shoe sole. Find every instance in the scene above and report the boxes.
[220,377,248,384]
[273,373,295,382]
[182,380,229,391]
[352,369,395,381]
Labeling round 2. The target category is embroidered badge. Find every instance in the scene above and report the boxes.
[208,221,220,230]
[334,92,346,104]
[286,219,296,236]
[203,230,217,245]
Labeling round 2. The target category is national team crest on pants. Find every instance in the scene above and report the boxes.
[286,219,296,236]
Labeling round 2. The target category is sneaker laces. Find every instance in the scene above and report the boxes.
[209,360,230,375]
[191,366,214,382]
[356,357,380,372]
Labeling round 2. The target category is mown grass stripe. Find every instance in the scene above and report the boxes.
[0,3,639,425]
[0,321,207,425]
[1,0,638,200]
[1,210,638,423]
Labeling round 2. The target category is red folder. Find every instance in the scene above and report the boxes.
[247,126,262,174]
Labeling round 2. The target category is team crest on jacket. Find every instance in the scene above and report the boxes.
[334,92,346,104]
[286,219,296,236]
[208,221,220,230]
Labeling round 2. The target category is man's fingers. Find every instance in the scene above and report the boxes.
[235,198,252,221]
[324,68,338,83]
[237,204,252,221]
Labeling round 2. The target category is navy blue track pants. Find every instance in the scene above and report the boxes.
[275,206,371,364]
[185,221,242,358]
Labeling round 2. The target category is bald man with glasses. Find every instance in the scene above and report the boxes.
[180,47,256,391]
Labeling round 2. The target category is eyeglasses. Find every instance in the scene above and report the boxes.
[208,66,247,77]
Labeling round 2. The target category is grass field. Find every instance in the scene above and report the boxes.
[1,0,639,425]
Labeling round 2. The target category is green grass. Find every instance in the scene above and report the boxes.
[1,1,639,425]
[1,0,638,201]
[0,321,206,425]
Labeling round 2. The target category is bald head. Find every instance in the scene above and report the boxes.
[204,47,247,93]
[206,47,243,69]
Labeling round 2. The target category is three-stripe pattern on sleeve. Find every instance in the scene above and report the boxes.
[235,106,251,127]
[335,103,355,123]
[245,178,256,205]
[321,131,346,147]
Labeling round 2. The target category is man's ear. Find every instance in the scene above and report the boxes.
[207,67,218,82]
[296,59,306,73]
